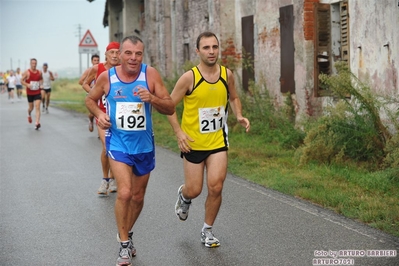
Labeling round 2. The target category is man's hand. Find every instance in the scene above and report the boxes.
[237,117,250,133]
[136,87,153,103]
[176,130,194,153]
[97,112,111,129]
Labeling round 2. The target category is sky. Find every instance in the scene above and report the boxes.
[0,0,109,77]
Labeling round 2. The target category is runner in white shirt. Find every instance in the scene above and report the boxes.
[6,70,16,103]
[0,72,5,94]
[41,63,55,113]
[15,67,23,100]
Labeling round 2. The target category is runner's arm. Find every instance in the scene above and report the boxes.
[78,68,90,86]
[167,71,195,152]
[82,66,97,93]
[226,68,250,133]
[20,71,30,88]
[85,71,110,129]
[138,66,175,115]
[49,71,55,81]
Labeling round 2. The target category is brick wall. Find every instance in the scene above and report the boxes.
[304,0,318,40]
[221,38,241,70]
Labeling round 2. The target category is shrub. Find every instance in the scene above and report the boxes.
[238,78,305,149]
[383,132,399,176]
[297,62,392,168]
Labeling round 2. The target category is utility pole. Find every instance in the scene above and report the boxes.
[10,58,13,70]
[76,24,82,75]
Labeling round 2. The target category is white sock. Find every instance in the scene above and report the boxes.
[202,223,212,232]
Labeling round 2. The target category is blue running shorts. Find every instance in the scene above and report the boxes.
[108,150,155,176]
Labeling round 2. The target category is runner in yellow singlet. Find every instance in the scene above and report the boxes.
[167,31,250,248]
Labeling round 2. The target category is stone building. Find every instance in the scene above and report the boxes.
[90,0,399,120]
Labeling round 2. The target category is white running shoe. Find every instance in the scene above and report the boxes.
[201,229,220,248]
[116,242,132,266]
[109,179,117,193]
[97,179,109,195]
[117,232,136,257]
[175,185,191,221]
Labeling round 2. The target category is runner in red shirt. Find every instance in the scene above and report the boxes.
[79,54,100,133]
[21,58,43,130]
[82,42,120,195]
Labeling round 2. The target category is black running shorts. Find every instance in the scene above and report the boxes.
[181,147,228,164]
[27,94,42,102]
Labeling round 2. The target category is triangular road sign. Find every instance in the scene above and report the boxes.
[79,30,98,47]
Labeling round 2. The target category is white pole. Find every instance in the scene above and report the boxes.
[78,24,82,75]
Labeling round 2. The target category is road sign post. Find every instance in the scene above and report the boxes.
[78,30,99,74]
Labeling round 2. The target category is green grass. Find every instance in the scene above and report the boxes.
[50,78,399,238]
[50,78,88,113]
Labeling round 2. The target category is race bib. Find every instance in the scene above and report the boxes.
[102,95,106,107]
[198,106,225,133]
[115,102,146,131]
[30,81,40,90]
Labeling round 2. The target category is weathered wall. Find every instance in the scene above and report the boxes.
[141,0,221,76]
[123,0,141,38]
[218,0,242,96]
[254,0,281,98]
[174,0,221,70]
[107,0,122,43]
[349,0,399,96]
[103,0,399,121]
[215,0,320,119]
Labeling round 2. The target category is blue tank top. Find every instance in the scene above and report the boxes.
[105,64,154,154]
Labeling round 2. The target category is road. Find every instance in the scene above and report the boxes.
[0,94,398,266]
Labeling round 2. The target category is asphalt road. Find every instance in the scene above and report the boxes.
[1,94,398,266]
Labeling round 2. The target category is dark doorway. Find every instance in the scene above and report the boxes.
[279,5,295,94]
[241,15,254,91]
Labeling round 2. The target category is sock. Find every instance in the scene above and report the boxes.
[180,193,191,203]
[180,187,191,203]
[202,223,212,232]
[118,232,132,241]
[103,178,110,182]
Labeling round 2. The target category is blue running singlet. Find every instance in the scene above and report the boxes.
[105,64,154,155]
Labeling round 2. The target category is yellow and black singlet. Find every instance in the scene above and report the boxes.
[181,66,229,151]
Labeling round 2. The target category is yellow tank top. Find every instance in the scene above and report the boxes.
[181,66,229,151]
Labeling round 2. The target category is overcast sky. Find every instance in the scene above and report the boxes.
[0,0,109,75]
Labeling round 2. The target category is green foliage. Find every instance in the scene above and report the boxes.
[238,78,305,149]
[51,78,88,113]
[241,48,254,75]
[297,62,392,168]
[182,59,198,72]
[163,71,179,93]
[298,102,384,166]
[163,60,199,93]
[383,133,399,180]
[52,78,79,91]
